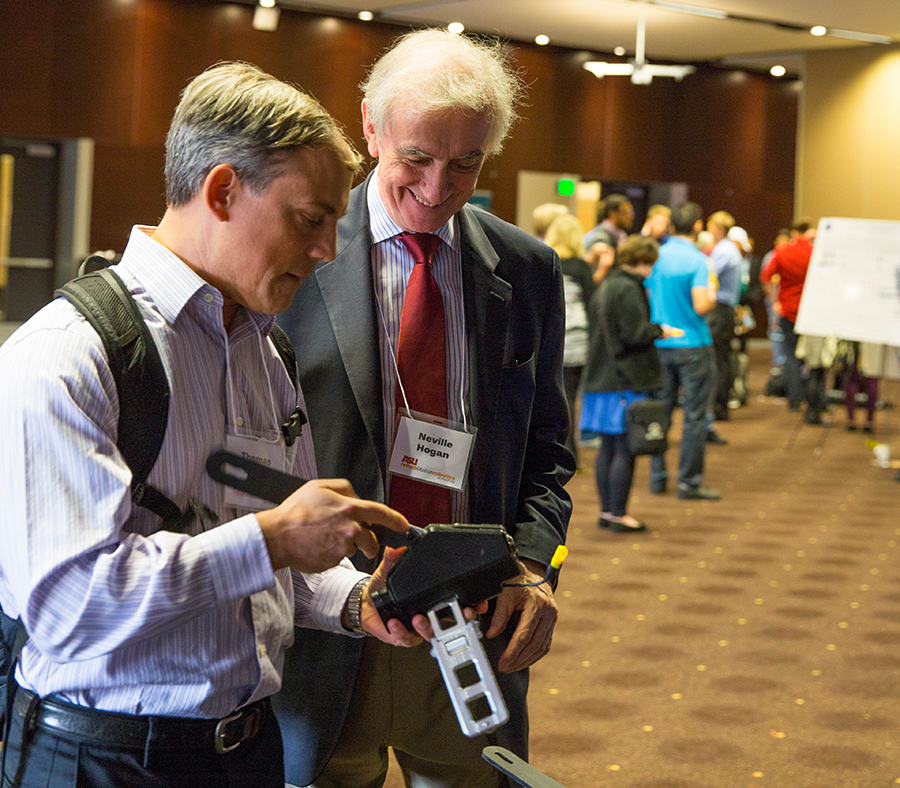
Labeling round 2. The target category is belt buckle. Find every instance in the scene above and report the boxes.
[214,711,244,754]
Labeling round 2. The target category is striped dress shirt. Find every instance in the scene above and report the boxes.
[366,173,471,523]
[0,226,366,719]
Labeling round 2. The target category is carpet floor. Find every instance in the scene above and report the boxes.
[385,348,900,787]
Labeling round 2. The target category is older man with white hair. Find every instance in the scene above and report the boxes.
[277,28,574,788]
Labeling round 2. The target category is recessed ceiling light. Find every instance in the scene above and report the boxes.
[358,10,374,21]
[535,34,550,46]
[614,46,626,56]
[448,22,465,34]
[810,25,827,36]
[259,0,275,8]
[770,65,786,77]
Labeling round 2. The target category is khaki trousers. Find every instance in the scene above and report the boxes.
[309,637,500,788]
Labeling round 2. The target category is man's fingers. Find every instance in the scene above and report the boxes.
[307,477,358,497]
[353,524,380,559]
[352,500,410,534]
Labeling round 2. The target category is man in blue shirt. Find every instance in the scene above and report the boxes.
[706,210,744,421]
[645,202,722,500]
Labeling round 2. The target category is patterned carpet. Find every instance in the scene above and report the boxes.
[386,348,900,787]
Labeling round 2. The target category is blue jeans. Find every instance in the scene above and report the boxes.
[651,346,714,490]
[779,317,804,408]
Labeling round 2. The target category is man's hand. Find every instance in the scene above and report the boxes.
[255,479,408,573]
[484,558,558,673]
[357,547,487,647]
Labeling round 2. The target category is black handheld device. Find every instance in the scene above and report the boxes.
[369,523,519,629]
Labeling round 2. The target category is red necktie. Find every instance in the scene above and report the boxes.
[389,233,453,527]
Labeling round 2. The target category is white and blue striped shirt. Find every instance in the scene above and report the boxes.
[367,173,471,522]
[0,226,366,718]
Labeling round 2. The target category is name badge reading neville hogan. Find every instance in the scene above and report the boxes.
[388,411,475,491]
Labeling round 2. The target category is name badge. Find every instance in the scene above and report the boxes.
[223,433,291,512]
[388,411,475,492]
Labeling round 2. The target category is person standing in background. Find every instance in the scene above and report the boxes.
[586,239,617,285]
[760,219,819,421]
[583,194,634,250]
[531,202,569,240]
[645,202,721,501]
[641,204,672,244]
[705,210,743,422]
[581,235,678,533]
[545,212,596,468]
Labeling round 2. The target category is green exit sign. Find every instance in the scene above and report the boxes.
[557,178,576,197]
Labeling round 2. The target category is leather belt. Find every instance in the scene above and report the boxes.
[15,689,268,755]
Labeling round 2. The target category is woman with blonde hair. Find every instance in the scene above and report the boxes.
[546,212,595,467]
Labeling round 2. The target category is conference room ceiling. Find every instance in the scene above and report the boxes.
[269,0,899,76]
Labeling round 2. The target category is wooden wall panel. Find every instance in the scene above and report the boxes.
[0,0,797,257]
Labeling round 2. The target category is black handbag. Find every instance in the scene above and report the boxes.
[625,398,669,455]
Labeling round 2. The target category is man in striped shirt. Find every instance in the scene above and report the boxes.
[0,62,434,788]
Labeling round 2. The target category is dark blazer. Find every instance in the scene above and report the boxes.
[273,174,575,785]
[581,267,663,394]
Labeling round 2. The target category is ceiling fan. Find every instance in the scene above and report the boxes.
[583,15,696,84]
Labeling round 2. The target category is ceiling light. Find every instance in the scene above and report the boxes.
[358,10,374,21]
[651,0,727,19]
[252,4,279,30]
[584,16,695,84]
[770,65,786,77]
[535,34,550,46]
[447,22,465,34]
[614,46,626,56]
[584,62,635,77]
[827,28,894,44]
[258,0,275,7]
[810,25,827,36]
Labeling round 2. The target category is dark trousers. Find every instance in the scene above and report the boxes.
[563,365,583,464]
[707,303,735,419]
[595,433,634,517]
[779,317,804,408]
[2,695,285,788]
[844,364,878,424]
[651,346,713,490]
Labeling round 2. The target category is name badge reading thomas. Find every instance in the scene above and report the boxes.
[223,433,293,512]
[388,411,475,491]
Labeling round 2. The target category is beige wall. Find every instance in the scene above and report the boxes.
[798,44,900,223]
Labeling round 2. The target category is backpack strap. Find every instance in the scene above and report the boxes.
[55,269,183,526]
[270,322,306,446]
[0,614,27,779]
[270,322,297,387]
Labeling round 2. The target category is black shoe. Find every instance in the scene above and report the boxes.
[863,425,874,434]
[788,402,802,412]
[650,480,667,495]
[706,430,728,445]
[598,517,611,529]
[845,423,857,431]
[677,484,722,500]
[607,519,647,533]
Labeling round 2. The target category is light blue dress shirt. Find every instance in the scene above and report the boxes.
[0,226,366,718]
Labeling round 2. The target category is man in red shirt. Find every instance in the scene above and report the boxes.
[760,219,822,420]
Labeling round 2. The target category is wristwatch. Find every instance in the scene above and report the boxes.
[345,577,370,635]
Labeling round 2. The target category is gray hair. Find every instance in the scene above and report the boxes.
[361,29,524,157]
[165,62,362,206]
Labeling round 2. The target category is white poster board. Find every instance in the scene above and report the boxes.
[795,217,900,347]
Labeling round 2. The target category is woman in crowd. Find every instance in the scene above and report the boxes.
[545,212,596,467]
[580,234,677,533]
